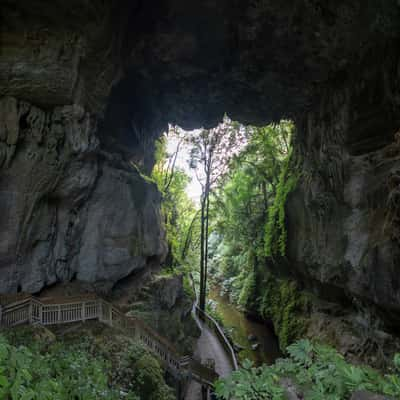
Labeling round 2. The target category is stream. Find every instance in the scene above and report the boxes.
[208,284,281,366]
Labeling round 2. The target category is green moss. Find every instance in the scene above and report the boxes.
[238,272,256,309]
[183,273,195,299]
[264,150,299,257]
[258,273,310,351]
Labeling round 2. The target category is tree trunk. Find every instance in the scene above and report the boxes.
[199,194,206,312]
[181,210,200,261]
[203,192,210,310]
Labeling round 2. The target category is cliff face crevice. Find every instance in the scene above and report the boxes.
[1,0,400,335]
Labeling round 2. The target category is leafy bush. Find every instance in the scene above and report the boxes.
[93,337,174,399]
[215,359,284,400]
[131,354,175,400]
[0,327,175,400]
[0,335,130,400]
[215,340,400,400]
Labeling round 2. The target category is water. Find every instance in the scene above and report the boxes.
[208,284,281,366]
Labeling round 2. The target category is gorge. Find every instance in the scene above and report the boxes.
[1,1,400,399]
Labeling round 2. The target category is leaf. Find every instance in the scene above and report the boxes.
[0,375,9,388]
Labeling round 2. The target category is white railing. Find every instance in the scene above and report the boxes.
[0,294,218,388]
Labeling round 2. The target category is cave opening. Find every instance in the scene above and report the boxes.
[2,1,400,396]
[152,118,294,364]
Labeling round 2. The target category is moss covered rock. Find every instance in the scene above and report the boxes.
[258,273,310,351]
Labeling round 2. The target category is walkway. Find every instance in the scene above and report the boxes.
[185,309,234,400]
[0,292,238,399]
[0,294,218,390]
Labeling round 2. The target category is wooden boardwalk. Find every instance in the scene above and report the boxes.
[0,294,219,394]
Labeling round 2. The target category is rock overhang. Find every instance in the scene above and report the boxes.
[1,0,400,321]
[3,1,400,138]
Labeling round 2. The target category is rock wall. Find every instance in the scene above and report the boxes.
[287,53,400,331]
[112,273,200,355]
[0,96,166,293]
[1,0,400,336]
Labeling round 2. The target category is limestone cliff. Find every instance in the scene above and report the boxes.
[0,97,166,293]
[1,1,400,339]
[287,55,400,332]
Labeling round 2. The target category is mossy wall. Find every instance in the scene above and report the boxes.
[257,272,310,351]
[264,150,299,258]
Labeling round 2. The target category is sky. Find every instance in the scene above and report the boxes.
[166,130,203,202]
[164,120,248,203]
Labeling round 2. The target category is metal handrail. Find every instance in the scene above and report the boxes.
[189,274,239,371]
[196,306,239,371]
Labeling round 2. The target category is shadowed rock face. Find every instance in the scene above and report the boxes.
[0,97,166,293]
[1,1,400,329]
[286,70,400,330]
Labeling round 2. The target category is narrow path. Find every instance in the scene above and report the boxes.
[185,311,234,400]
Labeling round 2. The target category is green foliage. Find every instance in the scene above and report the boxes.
[215,359,284,400]
[258,274,310,351]
[0,327,174,400]
[92,335,175,400]
[183,272,195,298]
[209,120,295,310]
[0,335,127,400]
[206,301,225,328]
[216,340,400,400]
[238,270,256,309]
[264,149,299,258]
[152,134,200,289]
[131,354,175,400]
[194,120,306,353]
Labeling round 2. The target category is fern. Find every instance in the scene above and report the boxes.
[216,341,400,400]
[286,339,314,366]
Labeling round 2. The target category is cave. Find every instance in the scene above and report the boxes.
[1,0,400,337]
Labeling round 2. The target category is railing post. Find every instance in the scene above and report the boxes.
[201,386,208,400]
[97,300,102,322]
[28,300,32,323]
[39,303,43,324]
[82,302,86,322]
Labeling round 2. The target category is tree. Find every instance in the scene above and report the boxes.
[187,116,245,311]
[152,127,198,269]
[208,121,294,310]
